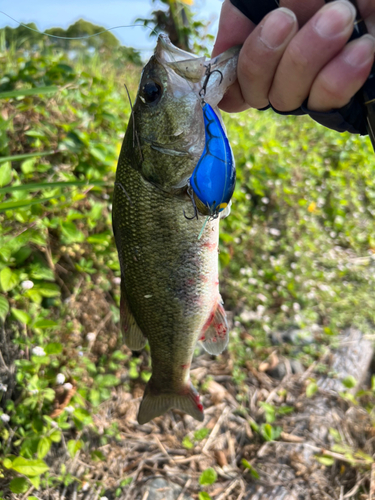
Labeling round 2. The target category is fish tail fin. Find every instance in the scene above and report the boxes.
[137,379,204,424]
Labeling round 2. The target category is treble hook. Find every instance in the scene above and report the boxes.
[183,185,199,220]
[199,64,224,101]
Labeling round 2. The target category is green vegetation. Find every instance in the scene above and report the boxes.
[1,15,375,498]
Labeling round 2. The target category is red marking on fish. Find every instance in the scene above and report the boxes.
[195,395,204,413]
[203,242,217,251]
[216,323,227,337]
[201,311,215,336]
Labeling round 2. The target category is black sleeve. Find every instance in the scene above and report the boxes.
[229,0,368,136]
[230,0,278,25]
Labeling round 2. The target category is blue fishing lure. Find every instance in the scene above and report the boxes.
[190,102,235,217]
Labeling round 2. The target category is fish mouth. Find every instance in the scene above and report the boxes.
[155,34,206,84]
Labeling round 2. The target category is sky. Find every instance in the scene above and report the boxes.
[0,0,223,56]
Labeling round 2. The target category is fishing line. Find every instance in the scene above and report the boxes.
[0,10,159,42]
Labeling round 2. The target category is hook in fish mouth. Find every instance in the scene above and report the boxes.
[199,65,224,102]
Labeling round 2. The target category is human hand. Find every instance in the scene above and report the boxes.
[212,0,375,114]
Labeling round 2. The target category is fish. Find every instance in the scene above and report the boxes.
[112,34,239,424]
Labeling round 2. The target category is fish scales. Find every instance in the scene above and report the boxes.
[112,35,239,424]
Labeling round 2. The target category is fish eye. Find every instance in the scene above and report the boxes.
[141,81,162,104]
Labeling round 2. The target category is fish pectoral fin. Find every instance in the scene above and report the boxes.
[199,299,229,355]
[120,290,147,351]
[137,379,204,424]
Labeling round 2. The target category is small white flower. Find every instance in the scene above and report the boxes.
[269,228,280,236]
[30,389,39,395]
[1,414,10,422]
[56,373,66,385]
[32,346,46,357]
[65,405,74,413]
[0,383,7,392]
[63,382,73,391]
[82,483,90,492]
[293,303,301,312]
[261,197,269,204]
[257,294,267,303]
[281,305,289,312]
[86,332,96,343]
[257,305,266,316]
[112,277,121,285]
[100,497,109,500]
[291,263,297,269]
[21,280,34,290]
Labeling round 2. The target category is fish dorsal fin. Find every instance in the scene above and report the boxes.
[199,299,229,355]
[120,287,147,351]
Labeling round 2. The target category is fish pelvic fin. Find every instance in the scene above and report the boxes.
[120,289,147,351]
[137,379,204,425]
[200,299,229,355]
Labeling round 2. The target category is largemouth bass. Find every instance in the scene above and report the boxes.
[112,35,238,424]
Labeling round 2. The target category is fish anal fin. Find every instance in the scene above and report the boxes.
[137,379,204,424]
[120,290,147,351]
[200,299,228,355]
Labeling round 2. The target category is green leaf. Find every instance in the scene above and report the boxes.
[0,86,58,99]
[11,308,31,324]
[37,437,51,459]
[11,457,49,477]
[49,430,62,443]
[198,492,212,500]
[182,436,194,449]
[342,376,357,389]
[241,459,260,479]
[194,428,209,441]
[199,468,217,486]
[3,457,13,468]
[0,196,54,213]
[315,455,335,466]
[67,439,82,458]
[0,162,12,187]
[9,477,29,494]
[34,282,60,298]
[306,381,318,398]
[33,319,58,329]
[28,475,41,489]
[73,408,92,424]
[44,342,62,354]
[61,221,85,243]
[95,374,119,387]
[261,423,273,442]
[0,295,9,320]
[0,267,18,292]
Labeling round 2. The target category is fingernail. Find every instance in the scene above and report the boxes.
[344,34,375,66]
[260,8,297,50]
[314,0,355,38]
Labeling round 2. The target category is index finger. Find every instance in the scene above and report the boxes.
[212,0,255,57]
